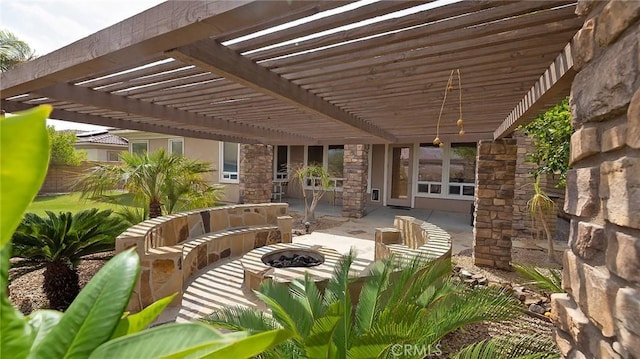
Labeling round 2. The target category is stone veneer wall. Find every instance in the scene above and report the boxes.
[116,203,292,312]
[239,144,273,204]
[342,144,369,218]
[551,1,640,357]
[513,131,560,242]
[473,139,517,270]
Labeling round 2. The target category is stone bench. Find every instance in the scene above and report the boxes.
[116,203,293,312]
[375,215,452,262]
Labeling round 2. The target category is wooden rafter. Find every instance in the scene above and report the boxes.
[493,43,575,139]
[0,0,335,99]
[1,100,259,144]
[169,39,397,143]
[36,84,317,144]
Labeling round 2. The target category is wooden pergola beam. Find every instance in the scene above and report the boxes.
[1,100,259,144]
[493,43,575,139]
[36,84,317,144]
[0,0,333,99]
[169,40,398,143]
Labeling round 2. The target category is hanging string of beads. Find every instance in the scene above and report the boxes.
[433,69,464,148]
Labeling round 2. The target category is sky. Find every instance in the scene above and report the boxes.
[1,0,165,131]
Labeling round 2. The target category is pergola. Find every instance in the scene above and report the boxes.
[1,0,582,145]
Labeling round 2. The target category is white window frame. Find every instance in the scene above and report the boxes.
[273,145,290,181]
[130,140,149,155]
[414,142,476,200]
[168,138,184,156]
[303,145,345,190]
[219,142,240,183]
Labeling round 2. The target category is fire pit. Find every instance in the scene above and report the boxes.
[241,243,340,292]
[262,248,324,268]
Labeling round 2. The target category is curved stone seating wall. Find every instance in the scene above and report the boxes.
[116,203,292,312]
[375,215,452,262]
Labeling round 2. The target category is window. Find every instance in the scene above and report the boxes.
[449,143,476,197]
[327,145,344,178]
[131,141,148,155]
[220,142,239,182]
[169,138,184,157]
[307,146,323,166]
[303,145,345,189]
[107,151,120,162]
[417,144,443,195]
[417,142,476,199]
[274,145,289,180]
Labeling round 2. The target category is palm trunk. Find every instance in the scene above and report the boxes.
[43,260,80,311]
[538,209,555,262]
[149,198,163,218]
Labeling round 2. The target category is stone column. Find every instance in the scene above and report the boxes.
[239,144,273,204]
[551,1,640,357]
[342,144,369,218]
[473,139,517,270]
[512,131,560,242]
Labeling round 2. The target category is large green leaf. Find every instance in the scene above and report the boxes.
[0,105,51,248]
[90,323,238,358]
[26,310,63,350]
[160,328,293,359]
[1,245,34,359]
[111,294,176,339]
[29,249,139,358]
[305,302,344,359]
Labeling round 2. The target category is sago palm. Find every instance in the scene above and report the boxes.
[205,254,522,358]
[11,209,128,310]
[76,149,221,218]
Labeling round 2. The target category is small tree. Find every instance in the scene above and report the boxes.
[48,126,86,166]
[520,98,573,262]
[521,98,573,188]
[292,164,332,223]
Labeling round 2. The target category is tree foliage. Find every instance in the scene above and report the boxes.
[47,127,86,166]
[521,98,573,188]
[0,29,35,72]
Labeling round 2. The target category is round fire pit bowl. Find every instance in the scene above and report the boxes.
[261,248,325,268]
[241,243,341,292]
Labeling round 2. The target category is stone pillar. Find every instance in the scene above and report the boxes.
[342,144,368,218]
[239,144,273,204]
[512,131,560,242]
[473,139,517,270]
[551,1,640,357]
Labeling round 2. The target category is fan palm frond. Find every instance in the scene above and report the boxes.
[513,263,563,293]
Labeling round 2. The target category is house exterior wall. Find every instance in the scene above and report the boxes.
[551,1,640,357]
[367,144,385,207]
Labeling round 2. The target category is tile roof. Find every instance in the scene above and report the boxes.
[76,131,128,146]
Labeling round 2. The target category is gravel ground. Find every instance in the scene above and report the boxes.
[8,251,114,315]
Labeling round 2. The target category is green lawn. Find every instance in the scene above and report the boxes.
[27,192,142,216]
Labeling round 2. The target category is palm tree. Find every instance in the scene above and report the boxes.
[205,254,523,358]
[11,209,129,310]
[0,29,35,71]
[76,149,223,218]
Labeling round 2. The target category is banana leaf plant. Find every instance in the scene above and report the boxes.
[1,106,291,359]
